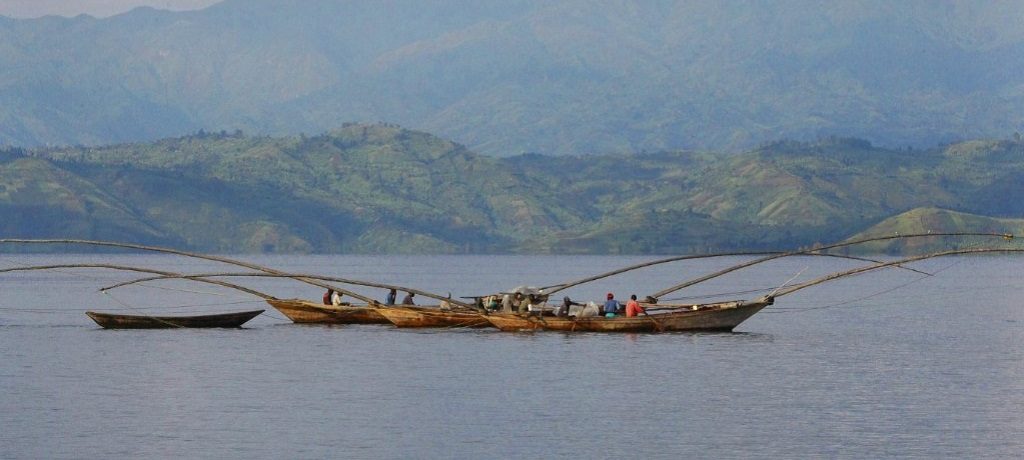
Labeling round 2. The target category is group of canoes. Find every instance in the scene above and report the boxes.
[61,232,1022,331]
[264,292,774,333]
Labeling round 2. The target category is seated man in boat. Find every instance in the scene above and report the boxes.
[602,293,622,317]
[323,288,334,305]
[331,290,344,306]
[401,292,415,305]
[625,294,645,317]
[385,289,397,306]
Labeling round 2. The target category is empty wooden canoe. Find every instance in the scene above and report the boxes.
[85,310,264,329]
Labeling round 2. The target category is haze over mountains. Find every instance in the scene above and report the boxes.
[2,0,1024,155]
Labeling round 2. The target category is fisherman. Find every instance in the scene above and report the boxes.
[602,292,622,317]
[625,294,645,317]
[323,288,334,305]
[512,292,525,313]
[501,293,513,313]
[331,290,343,306]
[385,288,397,306]
[485,295,500,311]
[523,294,539,315]
[557,296,582,317]
[401,291,415,305]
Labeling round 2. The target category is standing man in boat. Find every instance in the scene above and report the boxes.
[513,293,527,313]
[385,289,397,306]
[401,292,415,305]
[557,296,582,317]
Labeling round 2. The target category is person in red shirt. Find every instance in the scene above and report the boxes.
[625,294,645,317]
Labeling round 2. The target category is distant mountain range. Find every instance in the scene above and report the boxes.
[2,0,1024,155]
[2,124,1022,253]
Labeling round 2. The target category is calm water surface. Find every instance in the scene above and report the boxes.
[1,254,1022,459]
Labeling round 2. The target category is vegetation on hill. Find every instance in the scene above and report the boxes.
[844,208,1023,254]
[4,124,1024,253]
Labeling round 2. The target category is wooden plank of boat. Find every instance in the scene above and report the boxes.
[266,298,390,324]
[375,306,490,328]
[484,298,771,332]
[85,310,264,329]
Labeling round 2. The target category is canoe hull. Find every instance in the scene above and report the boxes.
[375,306,490,328]
[266,298,390,324]
[85,310,264,329]
[485,299,770,332]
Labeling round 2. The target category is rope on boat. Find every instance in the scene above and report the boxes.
[765,257,964,314]
[659,286,776,302]
[100,272,477,309]
[0,260,282,321]
[0,299,264,314]
[0,238,376,304]
[646,232,1013,301]
[0,256,254,301]
[100,290,185,328]
[542,251,930,296]
[768,266,808,298]
[0,263,275,299]
[772,247,1024,299]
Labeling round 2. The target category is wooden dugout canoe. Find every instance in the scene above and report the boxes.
[266,298,390,324]
[374,306,490,328]
[484,298,772,332]
[85,310,264,329]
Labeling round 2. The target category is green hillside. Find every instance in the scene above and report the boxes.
[5,125,1024,254]
[844,208,1023,254]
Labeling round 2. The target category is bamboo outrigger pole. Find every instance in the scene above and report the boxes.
[99,272,475,309]
[647,232,1014,301]
[0,263,274,299]
[543,250,930,296]
[772,247,1024,299]
[0,238,377,304]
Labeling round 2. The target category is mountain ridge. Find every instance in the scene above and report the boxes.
[5,124,1023,253]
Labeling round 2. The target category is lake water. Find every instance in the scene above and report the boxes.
[1,254,1022,459]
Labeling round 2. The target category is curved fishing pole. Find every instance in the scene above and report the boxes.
[647,232,1014,301]
[0,238,376,304]
[100,271,476,309]
[0,263,274,299]
[542,251,930,296]
[773,247,1024,298]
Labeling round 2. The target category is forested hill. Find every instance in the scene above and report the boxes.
[2,1,1024,155]
[2,124,1023,253]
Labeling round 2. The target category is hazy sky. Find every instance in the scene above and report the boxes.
[0,0,223,18]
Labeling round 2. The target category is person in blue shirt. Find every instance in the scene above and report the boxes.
[385,289,397,306]
[603,292,622,317]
